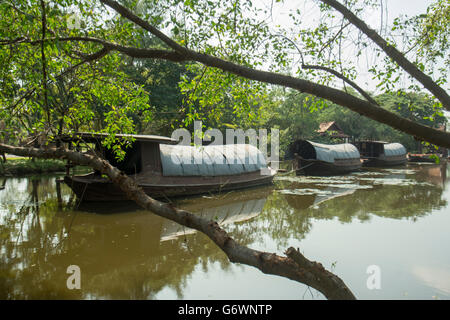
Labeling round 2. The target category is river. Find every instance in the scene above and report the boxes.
[0,162,449,299]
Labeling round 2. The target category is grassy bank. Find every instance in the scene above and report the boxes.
[0,158,67,176]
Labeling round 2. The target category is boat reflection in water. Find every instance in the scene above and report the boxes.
[275,164,447,224]
[161,197,267,241]
[0,176,272,299]
[413,162,447,188]
[76,186,270,242]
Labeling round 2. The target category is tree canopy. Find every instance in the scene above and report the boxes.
[0,0,449,151]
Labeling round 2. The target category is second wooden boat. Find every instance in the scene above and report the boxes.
[289,140,362,176]
[354,141,407,167]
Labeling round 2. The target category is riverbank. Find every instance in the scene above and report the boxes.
[0,158,67,176]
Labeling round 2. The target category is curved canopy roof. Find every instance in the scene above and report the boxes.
[310,141,360,162]
[384,143,407,157]
[159,144,268,176]
[297,140,360,163]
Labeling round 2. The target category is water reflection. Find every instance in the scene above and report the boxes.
[0,178,271,299]
[275,164,446,221]
[0,163,449,299]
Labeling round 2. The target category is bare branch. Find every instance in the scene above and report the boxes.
[319,0,450,111]
[301,64,378,105]
[317,21,351,57]
[0,36,186,62]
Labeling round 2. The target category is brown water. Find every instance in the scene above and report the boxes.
[0,162,449,299]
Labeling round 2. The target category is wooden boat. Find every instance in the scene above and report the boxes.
[354,141,407,167]
[289,140,362,176]
[61,133,276,201]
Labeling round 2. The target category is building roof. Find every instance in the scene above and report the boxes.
[316,121,349,138]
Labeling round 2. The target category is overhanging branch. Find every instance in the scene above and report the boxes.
[3,1,448,147]
[301,64,379,105]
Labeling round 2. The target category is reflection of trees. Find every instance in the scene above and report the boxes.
[65,212,235,299]
[0,178,270,299]
[306,184,445,222]
[0,176,89,299]
[256,191,314,249]
[261,178,446,250]
[2,165,447,299]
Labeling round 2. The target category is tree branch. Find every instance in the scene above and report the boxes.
[2,47,110,118]
[4,1,448,147]
[0,142,356,300]
[301,63,379,105]
[0,36,186,62]
[100,0,189,55]
[317,21,351,58]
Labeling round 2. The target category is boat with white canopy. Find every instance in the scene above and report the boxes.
[354,141,407,167]
[61,133,276,201]
[288,139,362,176]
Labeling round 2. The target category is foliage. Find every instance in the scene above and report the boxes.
[0,0,448,157]
[0,158,66,176]
[0,0,152,159]
[260,88,446,156]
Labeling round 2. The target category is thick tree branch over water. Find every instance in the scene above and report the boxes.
[0,142,356,300]
[97,0,450,148]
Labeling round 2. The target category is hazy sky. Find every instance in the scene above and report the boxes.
[387,0,432,20]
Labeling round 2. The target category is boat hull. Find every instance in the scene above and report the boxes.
[295,158,362,176]
[64,171,275,201]
[362,155,407,167]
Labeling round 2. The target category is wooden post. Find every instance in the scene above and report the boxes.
[66,141,72,176]
[56,178,62,210]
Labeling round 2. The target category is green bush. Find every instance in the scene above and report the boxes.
[0,158,67,176]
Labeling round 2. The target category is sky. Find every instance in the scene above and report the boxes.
[387,0,431,20]
[359,0,438,92]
